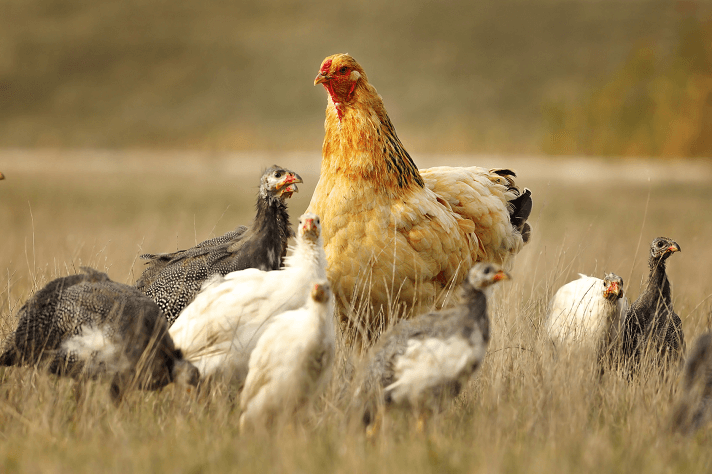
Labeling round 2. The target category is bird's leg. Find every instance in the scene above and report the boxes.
[415,411,427,434]
[365,410,383,441]
[415,407,433,435]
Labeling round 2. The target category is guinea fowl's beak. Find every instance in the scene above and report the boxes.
[604,281,620,299]
[667,243,681,253]
[493,270,510,282]
[277,172,303,198]
[314,72,330,86]
[301,217,319,238]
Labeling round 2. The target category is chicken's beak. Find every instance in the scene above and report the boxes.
[493,270,510,282]
[0,171,4,180]
[314,72,330,86]
[302,218,319,238]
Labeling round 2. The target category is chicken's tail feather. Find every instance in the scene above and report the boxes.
[509,188,532,243]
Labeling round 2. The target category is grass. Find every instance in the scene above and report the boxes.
[1,151,711,473]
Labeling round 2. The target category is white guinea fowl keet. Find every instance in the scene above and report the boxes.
[168,212,328,384]
[239,281,335,430]
[546,273,627,354]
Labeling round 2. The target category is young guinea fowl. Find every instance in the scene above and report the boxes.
[546,273,627,355]
[169,212,328,385]
[0,267,199,401]
[239,281,335,430]
[621,237,684,371]
[136,165,302,325]
[353,263,509,432]
[671,332,712,435]
[309,53,531,341]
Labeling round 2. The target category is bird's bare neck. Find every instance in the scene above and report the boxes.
[645,259,672,304]
[321,88,424,193]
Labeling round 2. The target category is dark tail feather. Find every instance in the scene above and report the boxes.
[0,349,16,367]
[509,188,532,243]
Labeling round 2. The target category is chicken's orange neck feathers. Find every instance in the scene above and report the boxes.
[321,77,424,195]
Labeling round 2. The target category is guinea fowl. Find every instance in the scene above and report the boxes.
[671,332,712,435]
[240,281,335,430]
[309,53,531,340]
[136,165,302,325]
[621,237,684,371]
[0,267,199,401]
[353,263,509,432]
[546,273,627,355]
[168,212,328,384]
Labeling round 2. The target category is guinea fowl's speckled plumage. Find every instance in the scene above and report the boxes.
[353,263,508,428]
[136,165,301,325]
[0,267,199,400]
[671,332,712,435]
[621,237,684,370]
[309,54,531,340]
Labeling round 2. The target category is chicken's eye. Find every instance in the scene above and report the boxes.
[483,267,491,274]
[275,171,283,178]
[339,66,348,74]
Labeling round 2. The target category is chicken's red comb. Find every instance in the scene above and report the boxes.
[320,59,332,74]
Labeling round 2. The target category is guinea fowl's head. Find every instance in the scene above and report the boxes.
[261,165,303,201]
[602,273,624,301]
[649,237,681,263]
[310,281,331,304]
[314,53,368,119]
[298,212,321,244]
[467,263,510,291]
[171,353,200,391]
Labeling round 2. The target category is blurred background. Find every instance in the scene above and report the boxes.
[2,0,712,157]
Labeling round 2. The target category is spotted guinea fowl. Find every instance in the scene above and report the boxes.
[169,212,328,384]
[546,273,627,355]
[136,165,302,325]
[621,237,684,371]
[671,332,712,435]
[353,263,509,432]
[0,267,199,401]
[240,281,335,430]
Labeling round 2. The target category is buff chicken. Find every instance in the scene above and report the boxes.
[309,53,532,341]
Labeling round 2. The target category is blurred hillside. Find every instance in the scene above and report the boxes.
[1,0,708,154]
[543,6,712,157]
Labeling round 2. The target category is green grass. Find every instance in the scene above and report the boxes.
[0,151,711,473]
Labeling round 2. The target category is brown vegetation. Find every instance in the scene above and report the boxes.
[0,152,710,472]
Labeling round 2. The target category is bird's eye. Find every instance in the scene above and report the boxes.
[339,66,348,74]
[275,171,283,178]
[484,267,491,274]
[657,240,665,248]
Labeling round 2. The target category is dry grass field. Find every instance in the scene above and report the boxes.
[0,150,711,473]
